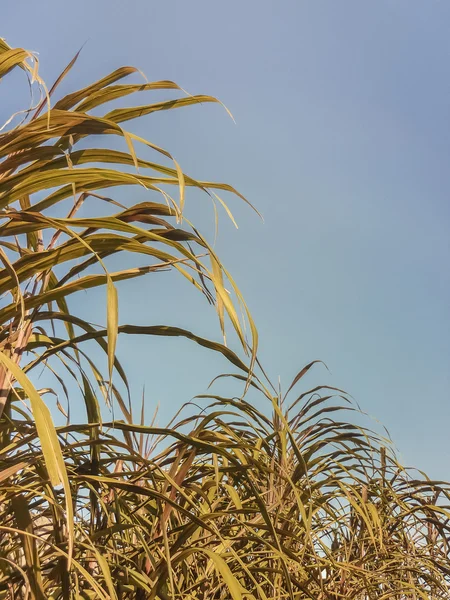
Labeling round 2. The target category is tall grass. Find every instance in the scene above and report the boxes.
[0,39,449,599]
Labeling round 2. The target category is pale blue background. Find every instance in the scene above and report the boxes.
[2,1,450,477]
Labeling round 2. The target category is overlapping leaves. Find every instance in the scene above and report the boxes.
[0,38,449,600]
[0,38,256,590]
[1,370,450,599]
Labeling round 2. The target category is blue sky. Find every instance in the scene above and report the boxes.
[3,0,450,478]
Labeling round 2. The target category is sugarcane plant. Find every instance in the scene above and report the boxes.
[0,39,449,600]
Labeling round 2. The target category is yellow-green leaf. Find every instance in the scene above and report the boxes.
[0,351,74,566]
[106,276,118,384]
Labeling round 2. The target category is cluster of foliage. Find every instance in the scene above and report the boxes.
[0,40,449,599]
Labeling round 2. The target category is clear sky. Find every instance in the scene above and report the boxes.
[3,0,450,478]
